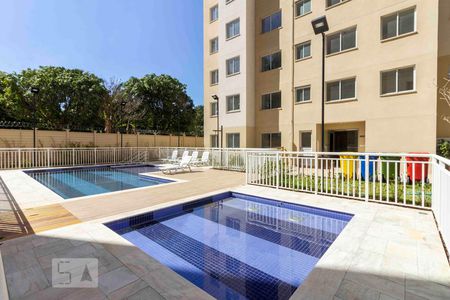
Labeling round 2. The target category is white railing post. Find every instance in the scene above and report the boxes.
[365,154,369,202]
[245,152,249,184]
[276,152,280,189]
[47,149,50,167]
[94,148,97,165]
[314,153,318,195]
[18,149,21,169]
[72,149,75,166]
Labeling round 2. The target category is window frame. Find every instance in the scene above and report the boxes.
[295,41,312,61]
[210,69,219,85]
[210,102,218,117]
[210,37,219,54]
[210,134,219,148]
[261,51,282,72]
[226,18,240,40]
[295,85,312,103]
[210,5,219,22]
[261,91,282,110]
[226,94,240,113]
[380,7,416,41]
[326,0,350,9]
[226,56,240,76]
[261,132,282,148]
[300,131,312,150]
[227,133,240,148]
[380,65,416,96]
[261,10,282,34]
[295,0,312,18]
[326,77,357,102]
[326,26,357,56]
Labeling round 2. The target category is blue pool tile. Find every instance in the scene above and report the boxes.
[137,223,296,300]
[26,165,172,199]
[107,192,352,300]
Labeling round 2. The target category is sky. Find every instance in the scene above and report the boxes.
[0,0,204,105]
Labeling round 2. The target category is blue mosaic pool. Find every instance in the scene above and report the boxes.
[106,192,353,300]
[26,165,172,199]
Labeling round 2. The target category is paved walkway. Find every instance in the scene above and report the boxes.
[61,168,245,222]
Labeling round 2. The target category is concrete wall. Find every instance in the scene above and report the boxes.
[0,129,204,148]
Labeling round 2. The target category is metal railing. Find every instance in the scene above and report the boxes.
[246,151,450,249]
[0,147,271,171]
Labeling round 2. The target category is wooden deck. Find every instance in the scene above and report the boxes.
[0,177,80,240]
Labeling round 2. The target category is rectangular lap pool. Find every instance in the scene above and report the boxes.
[106,192,353,300]
[26,164,172,199]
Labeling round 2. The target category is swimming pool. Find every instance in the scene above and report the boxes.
[26,164,172,199]
[106,192,353,300]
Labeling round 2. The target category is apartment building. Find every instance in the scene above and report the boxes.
[203,0,450,153]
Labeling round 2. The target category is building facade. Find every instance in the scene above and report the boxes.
[203,0,450,153]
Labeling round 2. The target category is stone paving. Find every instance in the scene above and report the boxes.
[0,171,449,299]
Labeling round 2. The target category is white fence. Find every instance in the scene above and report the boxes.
[246,151,450,249]
[0,147,268,171]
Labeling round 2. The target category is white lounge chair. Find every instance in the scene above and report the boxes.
[193,151,209,166]
[177,150,189,162]
[162,150,178,163]
[191,151,199,163]
[162,155,192,174]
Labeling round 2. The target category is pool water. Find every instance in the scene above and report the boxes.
[26,165,172,199]
[106,192,352,300]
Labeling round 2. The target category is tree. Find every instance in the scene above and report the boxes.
[438,77,450,158]
[0,66,107,129]
[123,74,195,133]
[102,79,145,133]
[439,78,450,125]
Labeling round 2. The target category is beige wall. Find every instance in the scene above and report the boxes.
[204,0,447,153]
[0,129,203,148]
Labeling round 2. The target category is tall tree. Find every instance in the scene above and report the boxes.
[102,79,145,133]
[0,66,107,129]
[123,74,195,133]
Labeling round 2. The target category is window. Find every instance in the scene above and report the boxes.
[226,94,240,112]
[326,0,347,8]
[327,27,356,55]
[296,41,311,60]
[381,8,415,40]
[381,66,415,95]
[261,92,281,110]
[262,11,282,33]
[262,133,281,148]
[296,0,311,17]
[210,102,218,116]
[211,135,218,148]
[327,78,356,101]
[300,132,312,149]
[210,5,218,22]
[226,56,240,76]
[226,19,240,39]
[262,52,281,72]
[296,86,311,102]
[210,37,219,54]
[210,69,219,85]
[227,133,240,148]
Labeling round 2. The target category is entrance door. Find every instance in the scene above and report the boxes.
[329,130,358,152]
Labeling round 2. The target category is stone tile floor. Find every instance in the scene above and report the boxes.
[0,183,449,299]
